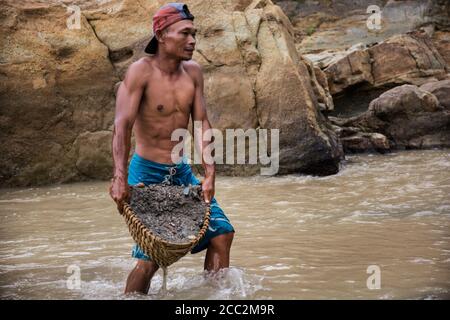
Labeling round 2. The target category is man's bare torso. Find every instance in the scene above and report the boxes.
[133,57,195,164]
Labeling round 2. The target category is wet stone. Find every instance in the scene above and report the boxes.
[129,184,208,243]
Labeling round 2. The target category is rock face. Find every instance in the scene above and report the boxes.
[323,31,449,95]
[0,1,119,186]
[283,0,449,122]
[278,0,450,154]
[432,30,450,67]
[420,79,450,109]
[340,132,390,153]
[0,0,343,186]
[248,1,342,175]
[71,131,113,179]
[332,84,450,149]
[275,0,450,55]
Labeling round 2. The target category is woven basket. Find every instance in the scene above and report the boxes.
[119,201,211,268]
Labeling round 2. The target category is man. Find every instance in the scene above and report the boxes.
[109,3,235,294]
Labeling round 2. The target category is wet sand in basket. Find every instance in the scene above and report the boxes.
[129,184,208,243]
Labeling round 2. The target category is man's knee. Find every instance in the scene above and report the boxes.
[135,259,159,276]
[224,231,235,245]
[209,232,234,251]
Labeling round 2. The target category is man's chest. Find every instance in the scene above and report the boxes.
[141,75,195,116]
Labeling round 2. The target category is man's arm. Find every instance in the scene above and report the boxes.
[110,60,146,207]
[186,61,215,203]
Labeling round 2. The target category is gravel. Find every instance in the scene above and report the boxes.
[129,184,208,243]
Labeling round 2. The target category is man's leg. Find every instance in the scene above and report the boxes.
[204,232,234,271]
[124,260,159,294]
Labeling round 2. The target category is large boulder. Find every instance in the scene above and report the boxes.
[336,84,450,149]
[71,131,113,179]
[252,1,342,174]
[323,31,449,95]
[432,30,450,67]
[420,79,450,109]
[370,31,448,87]
[0,1,119,186]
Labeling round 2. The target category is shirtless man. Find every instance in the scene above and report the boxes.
[109,3,235,294]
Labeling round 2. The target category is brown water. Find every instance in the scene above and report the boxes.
[1,149,449,300]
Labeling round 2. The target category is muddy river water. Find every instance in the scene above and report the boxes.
[0,149,449,299]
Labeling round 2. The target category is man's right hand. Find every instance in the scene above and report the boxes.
[109,175,130,213]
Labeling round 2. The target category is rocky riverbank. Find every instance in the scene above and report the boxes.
[0,0,448,187]
[276,0,449,154]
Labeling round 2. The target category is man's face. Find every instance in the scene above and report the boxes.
[159,20,196,60]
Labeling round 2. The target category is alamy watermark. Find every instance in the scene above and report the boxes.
[66,265,81,290]
[366,5,382,31]
[66,1,124,30]
[171,121,280,175]
[366,265,381,290]
[66,5,81,30]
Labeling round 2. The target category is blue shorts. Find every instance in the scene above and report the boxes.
[127,153,235,260]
